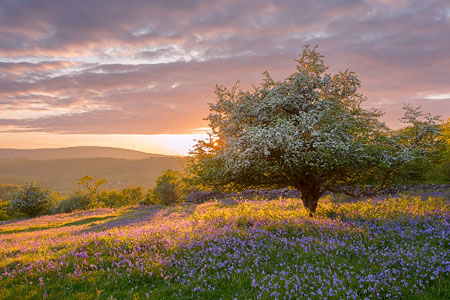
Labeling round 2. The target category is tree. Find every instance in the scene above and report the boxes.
[10,182,56,217]
[427,118,450,182]
[189,45,433,214]
[77,175,108,207]
[118,187,144,206]
[441,118,450,162]
[78,175,108,195]
[394,105,442,183]
[56,176,108,213]
[150,169,184,206]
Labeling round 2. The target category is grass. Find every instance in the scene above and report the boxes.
[0,194,449,299]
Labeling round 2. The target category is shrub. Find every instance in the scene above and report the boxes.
[119,187,145,206]
[100,187,145,208]
[55,191,93,213]
[149,169,186,206]
[141,189,160,205]
[99,189,122,208]
[9,182,56,217]
[55,176,108,213]
[0,198,10,220]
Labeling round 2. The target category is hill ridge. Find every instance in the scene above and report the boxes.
[0,146,171,160]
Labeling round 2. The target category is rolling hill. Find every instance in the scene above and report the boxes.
[0,147,183,195]
[0,146,168,160]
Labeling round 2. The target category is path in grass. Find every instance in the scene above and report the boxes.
[0,195,449,299]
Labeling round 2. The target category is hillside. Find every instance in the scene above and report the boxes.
[0,195,448,299]
[0,156,182,195]
[0,146,166,160]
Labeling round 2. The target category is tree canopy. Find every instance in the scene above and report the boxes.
[189,45,440,213]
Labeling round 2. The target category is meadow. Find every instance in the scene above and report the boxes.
[0,193,449,299]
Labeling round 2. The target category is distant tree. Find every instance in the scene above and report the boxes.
[188,45,439,214]
[10,182,56,217]
[78,175,107,195]
[101,187,145,207]
[99,189,122,208]
[56,176,108,213]
[77,175,108,207]
[120,187,144,206]
[56,191,91,213]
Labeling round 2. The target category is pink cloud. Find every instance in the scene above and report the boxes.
[0,0,448,134]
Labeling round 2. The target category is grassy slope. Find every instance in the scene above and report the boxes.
[0,157,182,195]
[0,195,449,299]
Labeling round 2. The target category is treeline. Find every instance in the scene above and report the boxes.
[0,170,188,220]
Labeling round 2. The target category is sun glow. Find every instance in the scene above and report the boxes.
[0,132,208,155]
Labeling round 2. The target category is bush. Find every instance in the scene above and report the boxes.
[100,187,145,208]
[149,170,187,206]
[55,175,108,213]
[0,198,10,220]
[119,187,145,206]
[55,191,93,213]
[99,189,121,208]
[9,182,57,217]
[141,189,160,205]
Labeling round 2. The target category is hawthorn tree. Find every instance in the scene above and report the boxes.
[189,45,438,213]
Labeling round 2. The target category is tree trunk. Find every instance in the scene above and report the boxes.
[298,185,322,216]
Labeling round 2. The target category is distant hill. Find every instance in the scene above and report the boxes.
[0,148,183,195]
[0,146,167,160]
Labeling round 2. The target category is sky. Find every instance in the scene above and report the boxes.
[0,0,449,155]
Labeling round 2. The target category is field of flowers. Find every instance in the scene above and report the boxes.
[0,193,449,299]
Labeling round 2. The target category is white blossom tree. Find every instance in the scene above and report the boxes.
[189,45,433,213]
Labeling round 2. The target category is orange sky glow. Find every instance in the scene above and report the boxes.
[0,132,209,155]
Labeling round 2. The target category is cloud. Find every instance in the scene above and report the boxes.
[0,0,449,133]
[419,93,450,100]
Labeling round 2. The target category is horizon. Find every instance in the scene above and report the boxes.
[0,145,181,156]
[1,0,449,155]
[0,133,206,155]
